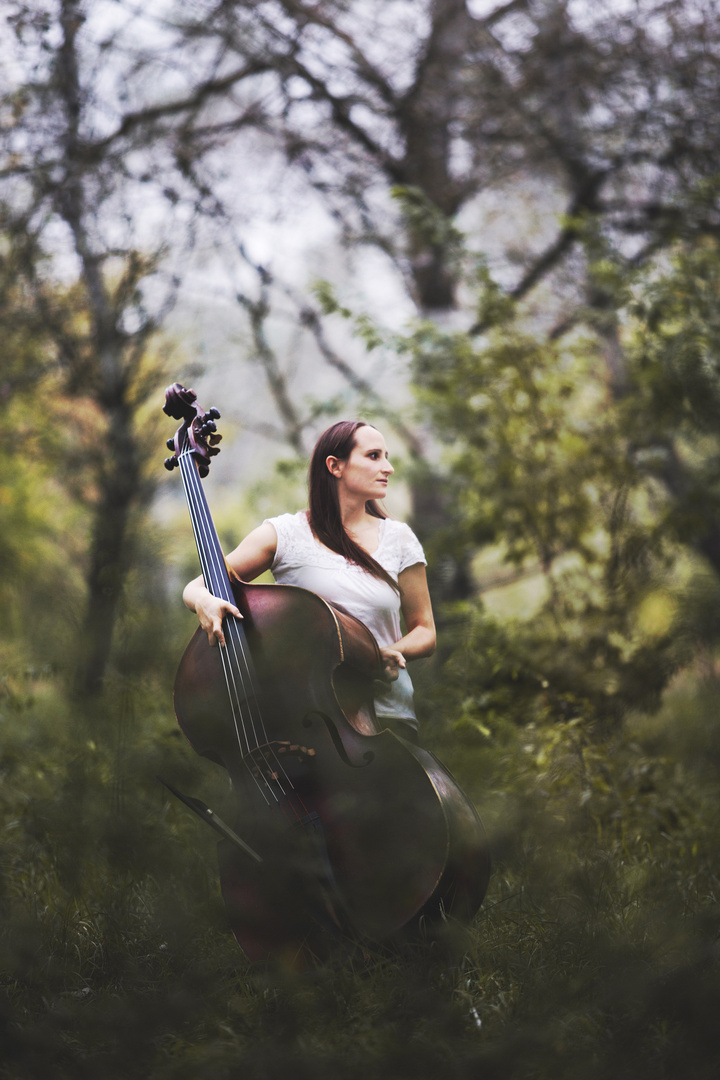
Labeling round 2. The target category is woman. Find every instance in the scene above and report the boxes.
[183,420,435,743]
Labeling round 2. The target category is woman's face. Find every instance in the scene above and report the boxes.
[327,425,394,501]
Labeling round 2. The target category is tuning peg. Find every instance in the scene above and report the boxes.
[166,438,175,451]
[164,456,179,471]
[208,408,220,420]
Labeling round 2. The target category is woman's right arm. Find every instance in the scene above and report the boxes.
[183,521,278,646]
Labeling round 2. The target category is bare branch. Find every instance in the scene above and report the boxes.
[277,0,400,110]
[469,171,608,335]
[295,302,425,458]
[79,60,273,161]
[235,248,308,456]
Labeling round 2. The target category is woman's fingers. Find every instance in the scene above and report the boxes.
[385,648,406,669]
[202,599,242,646]
[379,647,406,681]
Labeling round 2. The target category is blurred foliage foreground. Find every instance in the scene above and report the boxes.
[4,238,720,1077]
[1,661,720,1080]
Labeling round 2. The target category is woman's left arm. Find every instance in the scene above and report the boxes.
[380,563,436,680]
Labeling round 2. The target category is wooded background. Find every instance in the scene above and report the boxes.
[3,1,720,1076]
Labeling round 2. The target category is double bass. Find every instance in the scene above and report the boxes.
[163,383,490,963]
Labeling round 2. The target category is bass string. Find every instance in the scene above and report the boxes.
[179,451,272,739]
[178,447,255,753]
[180,449,312,825]
[179,444,276,757]
[179,440,299,809]
[181,452,316,828]
[183,454,261,728]
[178,448,279,806]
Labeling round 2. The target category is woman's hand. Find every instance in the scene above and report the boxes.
[183,522,277,645]
[194,589,242,647]
[378,647,406,683]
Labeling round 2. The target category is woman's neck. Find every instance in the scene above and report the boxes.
[338,492,371,532]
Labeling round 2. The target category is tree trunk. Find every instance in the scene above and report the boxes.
[75,385,140,696]
[397,0,475,313]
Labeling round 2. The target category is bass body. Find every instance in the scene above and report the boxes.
[174,579,490,960]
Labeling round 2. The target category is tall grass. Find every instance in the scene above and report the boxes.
[1,661,720,1078]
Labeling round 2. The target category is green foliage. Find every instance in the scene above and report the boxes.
[1,663,720,1078]
[390,186,465,264]
[0,209,179,691]
[0,242,87,666]
[629,243,720,434]
[405,241,720,726]
[312,279,385,352]
[425,667,720,1078]
[471,260,517,330]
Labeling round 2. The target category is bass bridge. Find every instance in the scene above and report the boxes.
[245,740,317,785]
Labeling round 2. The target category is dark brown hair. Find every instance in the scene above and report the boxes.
[308,420,399,591]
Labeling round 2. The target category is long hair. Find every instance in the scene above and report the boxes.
[308,420,400,592]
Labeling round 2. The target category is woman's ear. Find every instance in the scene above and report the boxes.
[325,455,344,478]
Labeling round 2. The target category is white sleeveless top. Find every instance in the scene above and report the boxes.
[264,511,427,726]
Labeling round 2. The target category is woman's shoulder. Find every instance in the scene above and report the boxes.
[263,510,317,567]
[265,509,308,532]
[381,517,421,543]
[380,518,427,573]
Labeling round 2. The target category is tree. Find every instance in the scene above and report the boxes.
[405,237,720,726]
[1,0,275,692]
[170,0,720,317]
[0,218,84,665]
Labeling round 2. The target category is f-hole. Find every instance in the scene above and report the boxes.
[302,711,375,769]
